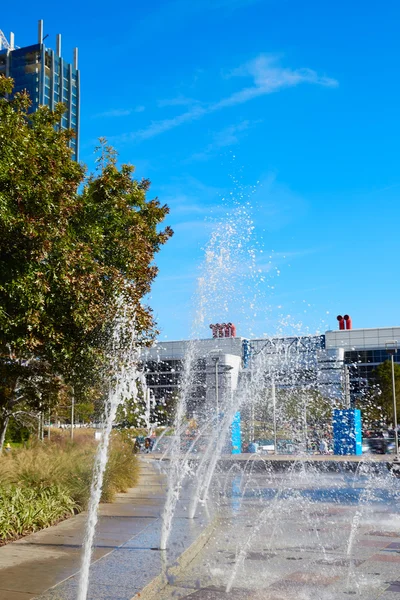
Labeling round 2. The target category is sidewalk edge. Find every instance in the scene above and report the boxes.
[130,517,217,600]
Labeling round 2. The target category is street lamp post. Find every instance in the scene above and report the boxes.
[386,341,399,459]
[271,380,277,455]
[208,351,233,430]
[71,388,75,441]
[214,356,219,425]
[208,350,222,428]
[344,364,351,409]
[37,411,42,441]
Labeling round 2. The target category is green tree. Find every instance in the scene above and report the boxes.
[0,77,172,448]
[369,360,400,425]
[116,393,149,430]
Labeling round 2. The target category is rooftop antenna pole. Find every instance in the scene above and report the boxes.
[56,34,61,57]
[38,19,43,44]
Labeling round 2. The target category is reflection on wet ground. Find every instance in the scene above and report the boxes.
[161,467,400,600]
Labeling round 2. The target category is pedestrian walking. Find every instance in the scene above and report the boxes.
[144,437,153,453]
[319,439,328,454]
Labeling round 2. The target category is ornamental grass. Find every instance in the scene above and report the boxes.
[0,431,139,543]
[0,485,77,542]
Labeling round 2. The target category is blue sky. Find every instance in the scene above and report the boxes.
[3,0,400,340]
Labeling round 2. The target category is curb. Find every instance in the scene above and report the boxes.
[130,517,217,600]
[149,454,391,474]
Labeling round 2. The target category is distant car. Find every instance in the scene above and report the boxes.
[260,444,275,454]
[367,436,395,454]
[362,441,370,453]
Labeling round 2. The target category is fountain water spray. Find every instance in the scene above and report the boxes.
[156,174,351,580]
[77,303,144,600]
[225,463,297,593]
[159,339,197,551]
[159,192,264,537]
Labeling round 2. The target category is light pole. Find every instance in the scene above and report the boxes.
[385,341,399,459]
[208,350,221,428]
[213,356,220,425]
[302,392,308,453]
[249,397,255,443]
[208,350,233,429]
[71,388,75,441]
[344,364,351,409]
[271,380,277,454]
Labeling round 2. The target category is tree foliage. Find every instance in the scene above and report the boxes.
[0,76,172,447]
[369,359,400,424]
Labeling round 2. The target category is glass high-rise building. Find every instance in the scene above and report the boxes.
[0,20,80,160]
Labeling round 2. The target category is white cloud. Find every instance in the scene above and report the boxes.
[93,106,145,118]
[133,105,206,140]
[157,96,199,108]
[217,54,338,109]
[159,176,224,217]
[190,119,258,161]
[130,54,337,141]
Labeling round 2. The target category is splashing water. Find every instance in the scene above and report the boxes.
[159,187,265,552]
[77,304,144,600]
[160,339,196,550]
[151,171,400,599]
[157,180,339,552]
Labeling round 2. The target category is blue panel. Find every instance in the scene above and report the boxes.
[231,411,242,454]
[354,409,362,455]
[333,409,362,455]
[242,340,251,368]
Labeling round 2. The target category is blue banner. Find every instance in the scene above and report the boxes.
[231,411,242,454]
[333,408,362,455]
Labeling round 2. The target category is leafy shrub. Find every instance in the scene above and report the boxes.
[0,443,95,508]
[0,484,77,542]
[0,431,139,542]
[102,433,139,502]
[4,416,30,445]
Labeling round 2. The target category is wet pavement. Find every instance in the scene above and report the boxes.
[157,464,400,600]
[151,452,395,469]
[1,457,399,600]
[36,460,210,600]
[0,460,168,600]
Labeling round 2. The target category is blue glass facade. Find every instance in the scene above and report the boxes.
[0,41,80,160]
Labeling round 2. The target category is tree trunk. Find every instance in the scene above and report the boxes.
[0,415,10,452]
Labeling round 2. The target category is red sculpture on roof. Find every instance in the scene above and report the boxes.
[209,322,237,338]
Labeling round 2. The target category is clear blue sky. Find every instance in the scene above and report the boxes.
[3,1,400,340]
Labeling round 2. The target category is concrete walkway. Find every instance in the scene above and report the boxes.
[0,459,167,600]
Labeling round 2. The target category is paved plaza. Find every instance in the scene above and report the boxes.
[0,458,399,600]
[157,463,400,600]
